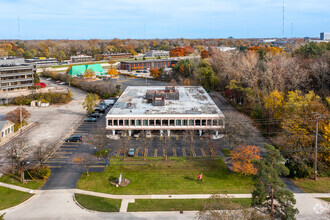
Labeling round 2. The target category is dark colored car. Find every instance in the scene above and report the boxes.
[66,135,82,142]
[98,106,107,113]
[84,118,97,122]
[127,148,135,157]
[88,112,101,118]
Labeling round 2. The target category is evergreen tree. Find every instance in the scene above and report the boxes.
[252,144,299,219]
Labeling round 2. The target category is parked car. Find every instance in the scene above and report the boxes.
[103,99,115,106]
[46,78,52,81]
[88,112,101,118]
[143,70,148,73]
[66,135,82,142]
[146,131,152,138]
[127,148,135,157]
[58,82,66,85]
[84,118,97,122]
[55,80,61,84]
[133,132,140,138]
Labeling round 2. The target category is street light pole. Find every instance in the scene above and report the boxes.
[20,105,24,183]
[312,112,325,181]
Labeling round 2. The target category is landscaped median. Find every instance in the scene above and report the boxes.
[127,198,252,212]
[74,194,121,212]
[0,174,46,190]
[77,157,254,195]
[0,186,33,210]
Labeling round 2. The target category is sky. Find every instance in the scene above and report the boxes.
[0,0,329,40]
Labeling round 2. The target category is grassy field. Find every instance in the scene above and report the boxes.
[0,186,33,210]
[318,198,330,202]
[127,198,252,212]
[292,177,330,193]
[77,157,254,195]
[74,194,121,212]
[0,174,46,190]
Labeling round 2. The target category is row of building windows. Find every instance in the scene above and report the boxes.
[108,119,223,127]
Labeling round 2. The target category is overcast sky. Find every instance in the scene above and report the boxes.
[0,0,329,39]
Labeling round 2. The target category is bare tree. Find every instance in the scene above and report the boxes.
[72,153,95,176]
[85,123,109,159]
[140,131,149,161]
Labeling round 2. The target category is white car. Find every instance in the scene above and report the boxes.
[59,82,66,85]
[106,135,120,140]
[46,78,52,81]
[146,132,152,138]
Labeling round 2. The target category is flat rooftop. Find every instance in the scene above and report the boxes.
[120,58,177,64]
[107,86,224,117]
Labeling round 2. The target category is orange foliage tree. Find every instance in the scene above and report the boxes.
[231,145,261,175]
[150,67,160,78]
[184,79,191,86]
[201,50,209,59]
[83,69,95,78]
[169,47,190,57]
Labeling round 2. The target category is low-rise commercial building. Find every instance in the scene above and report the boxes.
[70,55,93,63]
[106,86,225,136]
[0,58,35,92]
[120,58,178,71]
[145,50,169,57]
[25,57,57,66]
[0,119,15,139]
[102,53,133,60]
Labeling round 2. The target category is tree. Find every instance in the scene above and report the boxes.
[82,93,99,114]
[83,69,95,78]
[169,47,190,57]
[33,72,40,84]
[5,107,31,128]
[73,153,95,176]
[231,145,261,175]
[107,67,118,76]
[183,79,191,86]
[198,60,219,90]
[201,50,209,59]
[252,144,299,219]
[85,123,109,158]
[149,67,160,78]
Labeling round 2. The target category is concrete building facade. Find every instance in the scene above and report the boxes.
[106,86,225,136]
[70,55,93,63]
[0,58,35,92]
[25,57,57,66]
[145,50,169,57]
[0,120,15,138]
[120,59,178,71]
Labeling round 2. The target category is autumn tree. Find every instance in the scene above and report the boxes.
[149,67,160,78]
[83,69,95,78]
[252,144,299,219]
[82,93,99,114]
[169,47,190,57]
[183,79,191,86]
[107,67,118,76]
[231,145,261,175]
[197,60,219,90]
[5,107,31,129]
[201,50,209,59]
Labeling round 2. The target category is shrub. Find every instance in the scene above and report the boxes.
[29,166,51,180]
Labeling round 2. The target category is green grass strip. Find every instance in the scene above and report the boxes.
[0,186,33,210]
[75,194,121,212]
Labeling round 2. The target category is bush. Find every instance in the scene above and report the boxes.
[29,166,51,180]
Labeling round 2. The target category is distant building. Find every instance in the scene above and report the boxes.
[320,32,330,41]
[70,55,93,63]
[102,53,133,60]
[120,58,178,71]
[106,86,225,137]
[0,119,15,139]
[145,50,169,57]
[68,64,106,77]
[0,57,36,92]
[217,47,236,52]
[309,32,330,43]
[25,57,57,66]
[263,39,276,43]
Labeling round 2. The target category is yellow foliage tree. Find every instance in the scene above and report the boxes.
[184,79,191,86]
[83,69,95,78]
[107,67,118,76]
[264,90,284,118]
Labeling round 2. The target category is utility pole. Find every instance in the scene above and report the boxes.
[20,106,24,183]
[312,112,325,181]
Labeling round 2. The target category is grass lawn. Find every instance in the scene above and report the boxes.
[77,157,254,195]
[74,194,121,212]
[318,198,330,202]
[127,198,252,212]
[292,177,330,193]
[0,186,33,210]
[0,174,46,190]
[221,149,231,157]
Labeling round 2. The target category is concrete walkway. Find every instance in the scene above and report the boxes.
[1,182,329,219]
